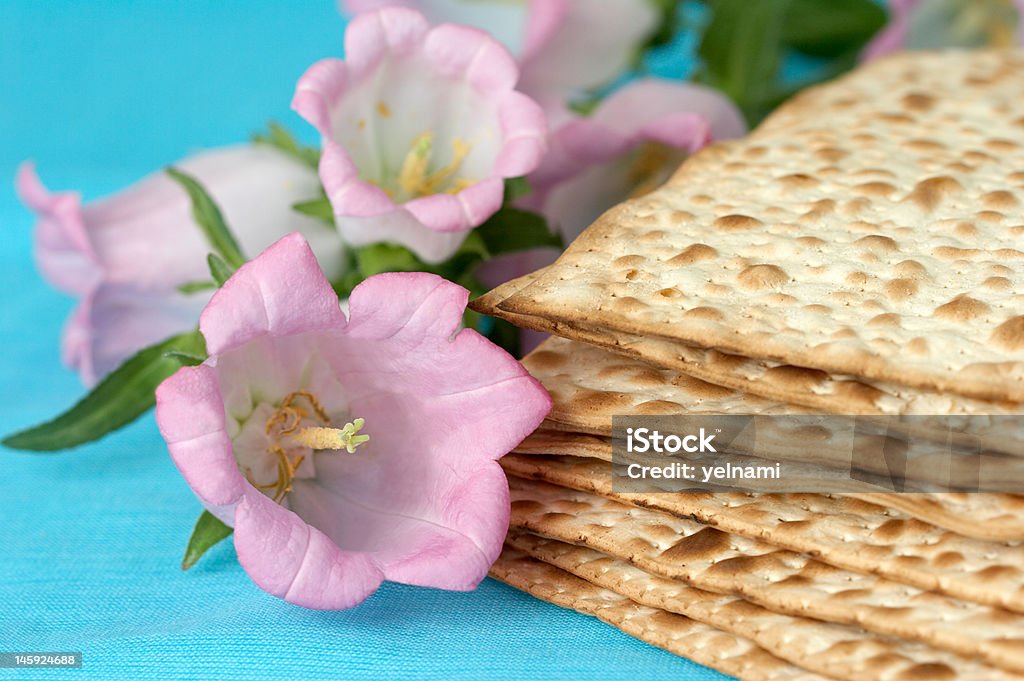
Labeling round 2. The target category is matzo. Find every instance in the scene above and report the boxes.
[508,532,1017,681]
[510,431,1024,541]
[475,273,1024,453]
[491,51,1024,403]
[501,453,1024,612]
[507,475,1024,672]
[491,547,829,681]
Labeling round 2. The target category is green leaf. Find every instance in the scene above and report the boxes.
[3,331,207,452]
[782,0,887,58]
[252,121,321,170]
[353,242,426,278]
[482,316,522,357]
[177,280,216,295]
[207,253,235,287]
[476,208,563,256]
[567,95,601,117]
[292,196,335,225]
[166,167,247,270]
[181,510,233,571]
[503,177,532,203]
[163,350,207,367]
[696,0,791,126]
[644,0,681,52]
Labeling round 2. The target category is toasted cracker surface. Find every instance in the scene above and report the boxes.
[491,547,830,681]
[501,51,1024,403]
[508,532,1017,681]
[501,453,1024,613]
[507,474,1024,672]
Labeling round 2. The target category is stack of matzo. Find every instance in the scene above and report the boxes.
[477,50,1024,680]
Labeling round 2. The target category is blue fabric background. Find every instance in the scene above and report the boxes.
[0,2,730,679]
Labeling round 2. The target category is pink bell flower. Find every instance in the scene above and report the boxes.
[155,233,550,609]
[522,77,747,245]
[16,145,346,385]
[341,1,659,114]
[292,7,547,264]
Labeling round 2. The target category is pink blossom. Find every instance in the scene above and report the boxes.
[522,78,746,245]
[155,233,550,609]
[16,145,346,385]
[341,1,658,112]
[863,0,1024,60]
[293,7,547,264]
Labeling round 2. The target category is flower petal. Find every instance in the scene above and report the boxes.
[592,78,746,142]
[335,272,552,456]
[494,91,549,177]
[521,0,570,60]
[83,284,209,385]
[16,162,100,296]
[336,211,468,264]
[518,0,658,100]
[233,489,384,609]
[199,233,346,356]
[424,23,519,95]
[155,364,246,522]
[344,6,430,79]
[345,271,467,342]
[291,58,348,136]
[402,176,503,235]
[300,459,509,590]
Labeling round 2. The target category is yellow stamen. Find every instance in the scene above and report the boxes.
[245,391,368,504]
[398,133,434,196]
[396,132,474,199]
[291,418,370,454]
[377,101,392,118]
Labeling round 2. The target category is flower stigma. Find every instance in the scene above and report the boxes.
[395,132,474,199]
[247,390,369,503]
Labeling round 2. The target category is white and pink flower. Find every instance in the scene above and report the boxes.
[523,78,746,244]
[341,0,659,114]
[293,7,547,264]
[17,145,346,385]
[156,233,550,609]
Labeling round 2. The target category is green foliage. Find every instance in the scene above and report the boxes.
[476,208,564,255]
[695,0,887,125]
[292,196,335,225]
[207,253,236,287]
[252,121,321,170]
[782,0,887,58]
[166,168,247,270]
[181,510,233,571]
[3,331,207,451]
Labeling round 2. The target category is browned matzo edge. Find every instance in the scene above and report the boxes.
[506,475,1024,673]
[500,453,1024,613]
[473,273,1024,431]
[478,50,1024,404]
[513,334,1023,456]
[490,547,831,681]
[506,532,1018,681]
